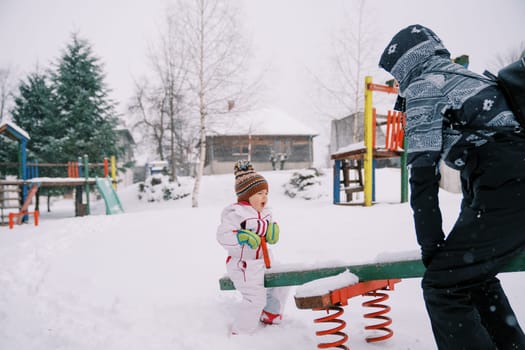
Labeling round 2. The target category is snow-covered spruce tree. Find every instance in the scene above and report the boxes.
[10,34,123,209]
[0,136,17,172]
[51,33,122,168]
[12,71,60,173]
[10,70,64,209]
[2,71,52,169]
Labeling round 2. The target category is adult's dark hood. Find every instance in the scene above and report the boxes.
[379,24,450,84]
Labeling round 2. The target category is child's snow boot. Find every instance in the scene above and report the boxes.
[260,310,282,325]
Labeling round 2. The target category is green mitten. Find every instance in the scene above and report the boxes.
[266,222,279,244]
[236,229,261,249]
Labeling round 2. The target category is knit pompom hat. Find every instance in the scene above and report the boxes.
[234,160,268,202]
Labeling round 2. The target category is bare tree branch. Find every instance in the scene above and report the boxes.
[310,0,379,136]
[490,41,525,71]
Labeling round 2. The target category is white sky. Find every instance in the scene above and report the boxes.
[1,0,524,163]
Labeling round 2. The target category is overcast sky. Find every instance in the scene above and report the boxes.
[1,0,524,160]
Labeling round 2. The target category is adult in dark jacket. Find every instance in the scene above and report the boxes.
[379,24,525,349]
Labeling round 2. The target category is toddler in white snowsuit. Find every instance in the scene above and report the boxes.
[217,160,288,335]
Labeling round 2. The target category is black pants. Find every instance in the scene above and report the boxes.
[423,205,525,350]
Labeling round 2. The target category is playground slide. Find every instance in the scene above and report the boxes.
[95,178,124,215]
[16,183,40,224]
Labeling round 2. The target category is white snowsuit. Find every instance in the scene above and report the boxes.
[217,201,288,334]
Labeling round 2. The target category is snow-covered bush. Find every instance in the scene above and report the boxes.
[138,174,191,202]
[283,168,326,200]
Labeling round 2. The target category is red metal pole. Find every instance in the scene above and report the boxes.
[392,112,399,150]
[8,213,14,229]
[260,236,271,268]
[386,111,392,150]
[103,158,109,177]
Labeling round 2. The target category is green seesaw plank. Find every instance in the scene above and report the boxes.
[218,251,525,291]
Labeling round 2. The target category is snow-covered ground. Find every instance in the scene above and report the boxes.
[1,168,523,349]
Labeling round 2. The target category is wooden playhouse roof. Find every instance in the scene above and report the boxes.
[0,121,30,142]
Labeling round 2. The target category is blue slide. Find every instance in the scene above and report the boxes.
[95,177,124,215]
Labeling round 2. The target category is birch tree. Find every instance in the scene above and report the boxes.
[130,0,257,202]
[176,0,255,207]
[0,66,15,122]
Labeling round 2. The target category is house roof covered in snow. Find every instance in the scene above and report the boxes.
[208,108,318,137]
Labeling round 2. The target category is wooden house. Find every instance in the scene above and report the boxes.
[205,108,318,174]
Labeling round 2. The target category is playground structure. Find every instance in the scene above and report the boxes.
[219,251,525,349]
[0,121,123,227]
[331,76,408,206]
[1,156,123,227]
[8,183,39,228]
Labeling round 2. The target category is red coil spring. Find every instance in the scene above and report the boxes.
[362,289,394,342]
[313,306,349,349]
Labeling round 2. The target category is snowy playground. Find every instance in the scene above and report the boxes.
[1,168,523,349]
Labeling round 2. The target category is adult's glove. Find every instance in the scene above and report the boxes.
[265,222,279,244]
[421,240,445,268]
[236,229,261,249]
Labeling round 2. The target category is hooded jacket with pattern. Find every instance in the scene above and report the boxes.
[380,24,520,170]
[379,24,525,255]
